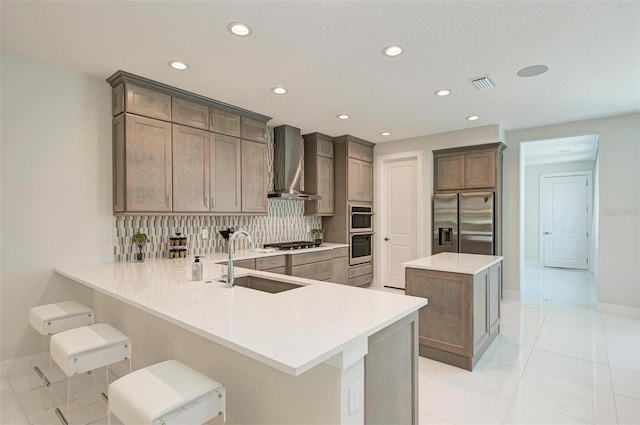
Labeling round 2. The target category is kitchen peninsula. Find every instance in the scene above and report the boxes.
[404,252,503,371]
[55,255,427,425]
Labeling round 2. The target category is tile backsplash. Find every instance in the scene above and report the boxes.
[114,200,321,262]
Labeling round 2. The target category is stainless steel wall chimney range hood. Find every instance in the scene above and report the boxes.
[268,125,321,200]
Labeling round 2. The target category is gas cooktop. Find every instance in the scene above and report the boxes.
[263,241,322,250]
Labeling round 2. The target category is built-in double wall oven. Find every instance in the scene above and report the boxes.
[349,204,373,265]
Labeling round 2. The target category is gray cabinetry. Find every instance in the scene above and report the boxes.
[331,247,349,285]
[303,132,334,216]
[211,134,241,213]
[345,140,373,203]
[241,139,268,214]
[172,97,209,130]
[287,250,333,281]
[113,113,173,213]
[172,125,210,212]
[107,71,271,215]
[211,109,241,137]
[256,255,286,275]
[434,144,504,192]
[405,260,502,371]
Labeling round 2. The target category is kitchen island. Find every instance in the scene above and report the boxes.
[55,256,427,424]
[403,252,503,371]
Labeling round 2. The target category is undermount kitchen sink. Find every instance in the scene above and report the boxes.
[218,276,303,293]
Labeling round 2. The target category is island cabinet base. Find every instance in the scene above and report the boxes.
[405,261,502,371]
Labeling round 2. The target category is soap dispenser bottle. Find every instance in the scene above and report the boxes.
[192,256,203,281]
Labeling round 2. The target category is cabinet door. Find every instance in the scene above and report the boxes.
[348,158,363,201]
[172,125,209,212]
[317,155,334,214]
[362,161,373,202]
[211,134,241,212]
[172,98,209,130]
[211,109,241,137]
[241,117,267,143]
[241,139,268,213]
[464,151,496,189]
[435,154,464,191]
[125,84,171,121]
[125,114,173,212]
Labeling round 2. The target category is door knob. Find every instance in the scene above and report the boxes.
[544,232,551,235]
[384,237,390,241]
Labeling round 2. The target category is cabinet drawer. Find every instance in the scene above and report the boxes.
[256,255,286,270]
[233,259,255,270]
[172,97,209,130]
[332,247,349,258]
[241,117,267,143]
[349,263,373,278]
[291,260,333,281]
[349,274,372,287]
[211,109,241,136]
[289,250,333,266]
[125,84,171,121]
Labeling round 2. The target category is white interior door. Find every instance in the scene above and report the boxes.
[542,174,589,269]
[381,157,417,289]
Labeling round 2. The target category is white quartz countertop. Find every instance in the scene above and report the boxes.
[55,256,425,377]
[403,252,503,275]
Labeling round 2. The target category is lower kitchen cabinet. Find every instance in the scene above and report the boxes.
[405,260,502,371]
[349,263,373,286]
[287,250,334,281]
[331,247,349,285]
[256,255,286,275]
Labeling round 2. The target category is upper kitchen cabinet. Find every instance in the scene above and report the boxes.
[211,109,241,137]
[113,113,173,213]
[241,117,267,143]
[434,143,506,192]
[241,139,268,214]
[210,133,241,213]
[107,71,271,214]
[172,97,209,130]
[303,132,335,216]
[334,135,374,203]
[172,125,210,212]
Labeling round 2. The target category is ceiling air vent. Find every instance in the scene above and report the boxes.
[470,75,497,90]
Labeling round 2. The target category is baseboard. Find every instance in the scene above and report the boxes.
[598,302,640,318]
[502,290,520,301]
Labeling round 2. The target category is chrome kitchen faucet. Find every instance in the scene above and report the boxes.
[227,230,256,288]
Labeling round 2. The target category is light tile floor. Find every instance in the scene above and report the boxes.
[2,265,639,424]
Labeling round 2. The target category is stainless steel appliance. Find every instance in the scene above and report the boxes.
[433,192,495,255]
[350,204,373,232]
[350,232,373,265]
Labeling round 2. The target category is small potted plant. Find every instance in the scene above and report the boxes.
[311,228,325,245]
[132,232,148,262]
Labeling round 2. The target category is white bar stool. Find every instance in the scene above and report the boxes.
[109,360,225,425]
[29,302,94,391]
[50,323,131,425]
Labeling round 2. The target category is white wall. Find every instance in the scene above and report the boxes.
[0,52,113,361]
[506,113,640,308]
[524,160,594,262]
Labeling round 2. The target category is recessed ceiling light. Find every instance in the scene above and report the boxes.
[337,114,350,120]
[227,22,252,37]
[271,87,287,95]
[168,61,188,71]
[466,115,480,121]
[517,65,549,78]
[382,45,403,57]
[380,132,391,136]
[435,89,451,96]
[558,148,573,153]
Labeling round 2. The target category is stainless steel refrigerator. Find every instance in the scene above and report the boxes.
[433,192,495,255]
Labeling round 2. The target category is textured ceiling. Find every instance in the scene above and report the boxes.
[1,1,638,144]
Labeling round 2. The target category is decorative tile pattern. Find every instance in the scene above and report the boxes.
[113,126,320,262]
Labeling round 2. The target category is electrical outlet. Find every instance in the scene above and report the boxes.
[202,228,209,239]
[306,225,311,233]
[348,381,360,415]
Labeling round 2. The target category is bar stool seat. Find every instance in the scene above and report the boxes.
[30,301,94,336]
[109,360,225,425]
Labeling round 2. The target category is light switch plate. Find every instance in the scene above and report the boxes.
[348,381,360,415]
[202,228,209,239]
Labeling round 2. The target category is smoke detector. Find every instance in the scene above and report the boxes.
[470,75,498,90]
